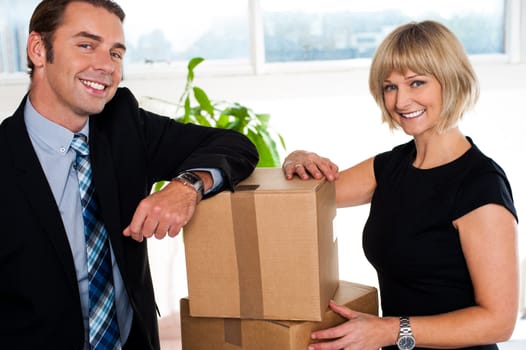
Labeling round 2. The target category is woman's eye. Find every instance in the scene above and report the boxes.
[411,80,425,87]
[383,84,396,92]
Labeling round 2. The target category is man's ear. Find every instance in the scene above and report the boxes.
[27,31,46,68]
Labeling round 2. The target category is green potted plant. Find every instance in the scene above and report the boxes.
[140,57,286,167]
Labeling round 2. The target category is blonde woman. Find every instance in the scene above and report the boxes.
[284,21,518,350]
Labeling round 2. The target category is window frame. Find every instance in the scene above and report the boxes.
[110,0,526,79]
[0,0,523,82]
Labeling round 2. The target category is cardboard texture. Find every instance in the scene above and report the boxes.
[183,168,339,321]
[180,280,379,350]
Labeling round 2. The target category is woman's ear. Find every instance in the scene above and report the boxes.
[27,31,46,69]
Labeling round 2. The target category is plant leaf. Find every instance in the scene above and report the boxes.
[187,57,204,82]
[194,110,213,127]
[256,113,271,127]
[193,86,214,116]
[246,129,281,167]
[217,113,231,128]
[188,57,205,71]
[146,57,286,168]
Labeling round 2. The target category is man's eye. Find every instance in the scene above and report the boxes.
[111,52,123,60]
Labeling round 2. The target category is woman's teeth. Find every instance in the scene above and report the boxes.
[401,109,425,118]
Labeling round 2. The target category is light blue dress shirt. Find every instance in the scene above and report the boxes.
[24,98,133,349]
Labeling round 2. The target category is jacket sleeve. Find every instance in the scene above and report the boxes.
[97,87,259,192]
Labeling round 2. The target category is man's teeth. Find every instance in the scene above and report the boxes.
[401,109,424,118]
[81,79,105,91]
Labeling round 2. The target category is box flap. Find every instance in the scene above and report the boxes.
[236,167,326,192]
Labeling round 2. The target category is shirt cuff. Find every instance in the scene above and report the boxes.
[188,168,223,195]
[150,168,224,195]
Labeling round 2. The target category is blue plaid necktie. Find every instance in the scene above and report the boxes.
[71,134,121,350]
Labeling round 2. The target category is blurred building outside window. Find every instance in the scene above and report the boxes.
[0,0,513,77]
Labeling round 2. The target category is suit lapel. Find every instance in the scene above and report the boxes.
[5,104,78,291]
[88,121,127,276]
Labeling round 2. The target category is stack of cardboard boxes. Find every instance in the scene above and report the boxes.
[181,168,378,349]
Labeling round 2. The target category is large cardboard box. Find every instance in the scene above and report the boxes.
[180,281,378,350]
[183,168,339,321]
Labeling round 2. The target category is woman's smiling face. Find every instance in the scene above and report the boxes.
[383,69,443,138]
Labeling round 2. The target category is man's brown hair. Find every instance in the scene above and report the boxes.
[27,0,125,77]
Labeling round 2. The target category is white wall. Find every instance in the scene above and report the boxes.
[1,62,526,321]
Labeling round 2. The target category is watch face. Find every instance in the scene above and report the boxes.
[397,335,416,350]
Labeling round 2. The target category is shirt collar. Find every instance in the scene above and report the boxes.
[24,96,90,155]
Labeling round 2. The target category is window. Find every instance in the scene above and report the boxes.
[0,0,516,76]
[119,0,249,70]
[261,0,506,62]
[0,0,39,74]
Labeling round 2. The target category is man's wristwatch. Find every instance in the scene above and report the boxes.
[396,316,416,350]
[173,171,204,202]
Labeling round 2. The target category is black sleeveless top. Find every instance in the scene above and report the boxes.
[363,138,517,350]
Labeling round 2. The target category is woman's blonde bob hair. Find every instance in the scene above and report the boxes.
[369,20,479,132]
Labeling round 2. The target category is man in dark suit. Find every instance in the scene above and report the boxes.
[0,1,258,349]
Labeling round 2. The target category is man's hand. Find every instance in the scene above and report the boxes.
[123,180,199,242]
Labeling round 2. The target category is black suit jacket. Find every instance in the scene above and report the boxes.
[0,87,258,349]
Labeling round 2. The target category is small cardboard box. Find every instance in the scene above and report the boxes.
[183,168,339,321]
[180,280,379,350]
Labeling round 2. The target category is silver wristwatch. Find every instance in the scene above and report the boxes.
[173,171,204,202]
[396,316,416,350]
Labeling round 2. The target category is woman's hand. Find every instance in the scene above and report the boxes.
[308,300,397,350]
[282,150,339,181]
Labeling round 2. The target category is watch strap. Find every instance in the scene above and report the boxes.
[173,171,204,202]
[399,316,413,337]
[397,316,416,350]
